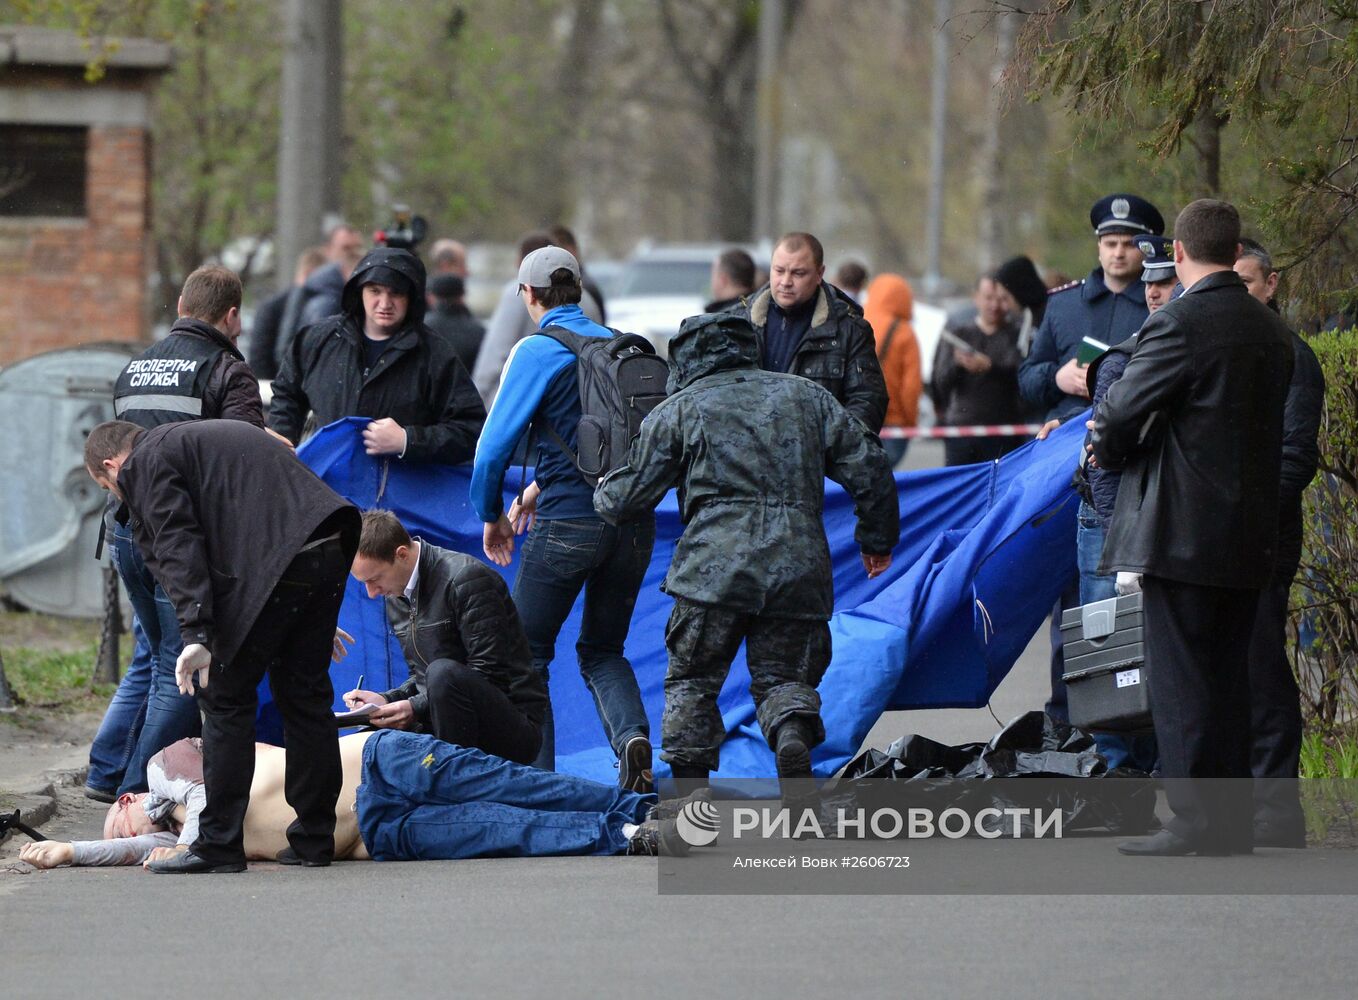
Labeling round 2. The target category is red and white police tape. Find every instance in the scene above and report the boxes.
[880,424,1046,439]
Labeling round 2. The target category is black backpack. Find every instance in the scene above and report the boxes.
[534,325,669,485]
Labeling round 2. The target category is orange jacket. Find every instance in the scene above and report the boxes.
[864,273,921,428]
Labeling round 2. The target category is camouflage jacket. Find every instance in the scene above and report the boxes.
[594,313,900,621]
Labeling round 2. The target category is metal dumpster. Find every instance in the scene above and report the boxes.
[0,343,137,617]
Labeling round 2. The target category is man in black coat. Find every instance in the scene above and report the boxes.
[343,510,548,765]
[84,419,361,873]
[737,232,888,432]
[1234,239,1325,847]
[268,247,486,465]
[1091,199,1294,856]
[423,273,485,373]
[88,266,268,803]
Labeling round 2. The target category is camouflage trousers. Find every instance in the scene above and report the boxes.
[661,597,831,771]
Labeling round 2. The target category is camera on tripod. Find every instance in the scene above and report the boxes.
[374,204,427,253]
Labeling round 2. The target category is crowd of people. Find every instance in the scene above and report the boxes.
[22,196,1321,871]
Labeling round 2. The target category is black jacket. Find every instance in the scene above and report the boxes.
[738,282,889,431]
[268,248,486,464]
[117,318,264,429]
[1091,270,1294,588]
[1277,332,1325,572]
[928,317,1025,426]
[381,540,548,726]
[247,286,291,380]
[118,420,360,668]
[423,303,485,374]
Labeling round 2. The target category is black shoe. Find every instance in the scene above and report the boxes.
[625,818,689,857]
[647,786,714,822]
[1116,829,1230,857]
[276,847,332,867]
[618,735,654,795]
[775,722,813,781]
[83,784,117,804]
[146,849,246,874]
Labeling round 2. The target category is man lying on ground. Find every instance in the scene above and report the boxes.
[20,731,700,869]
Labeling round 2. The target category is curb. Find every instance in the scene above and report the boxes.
[1,764,89,844]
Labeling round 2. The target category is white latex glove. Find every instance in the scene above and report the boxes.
[176,643,212,695]
[1115,572,1142,596]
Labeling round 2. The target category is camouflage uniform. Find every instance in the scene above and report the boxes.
[595,313,900,771]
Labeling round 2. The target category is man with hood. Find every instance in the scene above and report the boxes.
[737,232,888,432]
[863,272,921,466]
[594,313,900,791]
[268,246,486,464]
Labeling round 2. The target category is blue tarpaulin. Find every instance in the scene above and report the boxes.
[257,416,1084,784]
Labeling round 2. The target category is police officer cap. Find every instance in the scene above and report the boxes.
[1090,193,1164,236]
[1135,234,1175,283]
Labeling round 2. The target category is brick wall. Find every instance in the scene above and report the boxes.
[0,125,150,366]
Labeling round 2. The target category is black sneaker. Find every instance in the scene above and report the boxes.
[618,735,654,795]
[625,818,689,857]
[647,786,714,822]
[84,784,117,804]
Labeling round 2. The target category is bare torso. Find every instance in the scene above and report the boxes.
[241,731,374,861]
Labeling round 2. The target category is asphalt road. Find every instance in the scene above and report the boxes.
[5,441,1357,998]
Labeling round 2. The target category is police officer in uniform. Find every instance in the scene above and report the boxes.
[86,266,267,802]
[1017,194,1164,727]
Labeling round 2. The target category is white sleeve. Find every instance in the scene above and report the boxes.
[71,832,178,866]
[176,780,208,848]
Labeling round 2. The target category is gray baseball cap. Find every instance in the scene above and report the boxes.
[517,245,581,287]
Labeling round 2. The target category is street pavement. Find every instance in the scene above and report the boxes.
[4,441,1358,998]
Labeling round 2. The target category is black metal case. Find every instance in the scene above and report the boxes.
[1059,593,1152,732]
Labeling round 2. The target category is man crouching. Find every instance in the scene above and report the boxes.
[343,510,548,765]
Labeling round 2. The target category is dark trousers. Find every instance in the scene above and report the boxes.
[1142,574,1258,849]
[943,435,1026,467]
[193,538,348,865]
[1044,573,1080,725]
[1248,569,1305,833]
[661,598,831,772]
[513,516,654,770]
[425,658,543,766]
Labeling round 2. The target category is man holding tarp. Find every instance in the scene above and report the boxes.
[594,313,899,792]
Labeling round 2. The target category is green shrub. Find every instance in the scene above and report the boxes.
[0,643,112,714]
[1292,328,1358,728]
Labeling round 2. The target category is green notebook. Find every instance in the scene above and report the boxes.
[1076,336,1110,366]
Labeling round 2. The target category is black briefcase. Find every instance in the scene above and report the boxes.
[1059,593,1153,733]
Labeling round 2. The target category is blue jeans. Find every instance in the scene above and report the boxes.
[513,515,654,769]
[356,730,654,860]
[1076,502,1157,772]
[86,615,153,793]
[98,519,200,793]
